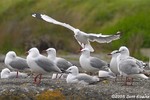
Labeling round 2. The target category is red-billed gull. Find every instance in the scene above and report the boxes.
[26,47,61,84]
[66,66,99,85]
[1,68,28,79]
[4,51,30,78]
[117,46,149,85]
[108,50,120,75]
[79,48,109,73]
[45,48,72,79]
[32,13,121,52]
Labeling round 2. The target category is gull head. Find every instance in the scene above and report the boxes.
[66,66,79,75]
[81,48,90,52]
[81,48,91,57]
[118,46,130,55]
[108,50,120,57]
[6,51,17,59]
[27,47,40,57]
[1,68,10,78]
[46,48,56,56]
[81,48,91,56]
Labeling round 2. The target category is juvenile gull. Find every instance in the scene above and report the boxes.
[117,46,149,85]
[1,68,28,79]
[32,13,121,52]
[45,48,73,79]
[66,66,99,85]
[4,51,30,78]
[79,48,108,73]
[26,47,61,84]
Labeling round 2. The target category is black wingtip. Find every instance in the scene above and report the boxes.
[32,13,42,19]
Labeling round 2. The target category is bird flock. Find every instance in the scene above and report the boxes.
[0,13,149,86]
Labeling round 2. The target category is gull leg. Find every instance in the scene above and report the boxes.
[34,74,40,84]
[16,71,19,78]
[38,74,42,84]
[34,75,38,83]
[56,73,58,79]
[124,77,128,85]
[114,74,117,82]
[58,74,63,79]
[123,77,129,86]
[124,77,133,86]
[120,75,123,81]
[129,77,133,86]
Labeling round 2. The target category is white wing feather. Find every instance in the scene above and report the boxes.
[33,13,76,32]
[88,31,121,43]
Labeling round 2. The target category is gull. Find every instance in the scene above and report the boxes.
[46,48,73,72]
[32,13,121,52]
[4,51,30,78]
[108,50,120,76]
[45,48,73,78]
[117,46,149,85]
[79,48,109,73]
[1,68,28,79]
[98,68,116,79]
[26,47,62,84]
[117,46,147,68]
[66,66,100,85]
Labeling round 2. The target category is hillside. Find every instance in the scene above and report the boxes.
[0,0,150,59]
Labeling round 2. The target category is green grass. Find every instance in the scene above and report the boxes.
[0,0,150,60]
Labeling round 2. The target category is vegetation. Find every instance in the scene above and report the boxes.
[36,90,65,100]
[0,0,150,60]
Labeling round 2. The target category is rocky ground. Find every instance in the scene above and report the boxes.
[0,54,150,100]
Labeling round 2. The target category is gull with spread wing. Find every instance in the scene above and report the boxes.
[32,13,121,52]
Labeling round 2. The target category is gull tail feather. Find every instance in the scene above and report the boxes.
[138,74,149,79]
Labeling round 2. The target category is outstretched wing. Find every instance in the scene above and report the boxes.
[32,13,76,32]
[87,31,121,43]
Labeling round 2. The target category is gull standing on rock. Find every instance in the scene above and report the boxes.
[32,13,121,52]
[117,46,147,69]
[4,51,30,78]
[45,48,73,79]
[26,47,62,84]
[108,50,120,76]
[1,68,28,79]
[79,48,109,73]
[66,66,100,85]
[117,46,149,85]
